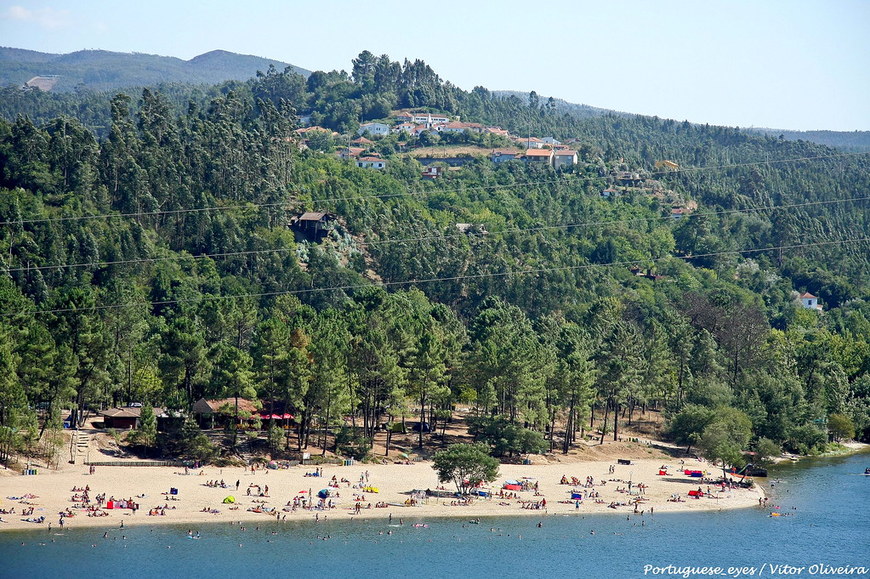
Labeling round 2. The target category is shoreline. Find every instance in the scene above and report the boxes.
[0,456,765,533]
[768,441,870,464]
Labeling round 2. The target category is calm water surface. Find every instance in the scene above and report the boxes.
[1,451,868,579]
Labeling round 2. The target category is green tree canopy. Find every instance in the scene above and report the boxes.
[432,442,500,495]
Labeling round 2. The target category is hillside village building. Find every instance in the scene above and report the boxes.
[357,122,390,136]
[553,149,579,169]
[799,292,823,310]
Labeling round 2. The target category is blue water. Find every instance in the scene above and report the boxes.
[1,452,868,579]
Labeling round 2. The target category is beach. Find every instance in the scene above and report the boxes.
[0,450,764,532]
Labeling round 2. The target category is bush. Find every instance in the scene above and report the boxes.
[267,424,285,454]
[335,426,370,461]
[827,413,855,442]
[467,416,547,457]
[784,424,827,455]
[753,437,781,463]
[158,417,217,463]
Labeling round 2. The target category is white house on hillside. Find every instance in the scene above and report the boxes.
[438,121,473,134]
[519,137,546,149]
[357,156,386,169]
[392,122,416,134]
[412,113,450,126]
[357,122,390,136]
[799,292,822,310]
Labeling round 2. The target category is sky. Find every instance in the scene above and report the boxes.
[1,0,868,131]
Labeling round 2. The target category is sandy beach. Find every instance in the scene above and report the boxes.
[0,451,765,532]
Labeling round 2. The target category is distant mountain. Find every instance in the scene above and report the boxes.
[744,128,870,152]
[0,47,310,92]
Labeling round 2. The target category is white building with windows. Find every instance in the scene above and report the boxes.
[799,292,822,310]
[357,122,390,136]
[357,156,386,169]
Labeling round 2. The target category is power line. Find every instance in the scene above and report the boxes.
[4,237,866,318]
[6,194,868,274]
[1,150,867,228]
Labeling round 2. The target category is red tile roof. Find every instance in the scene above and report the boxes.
[525,149,553,157]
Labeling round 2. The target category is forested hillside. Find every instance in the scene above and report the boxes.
[747,128,870,153]
[1,51,868,468]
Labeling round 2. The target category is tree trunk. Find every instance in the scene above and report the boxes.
[419,389,426,450]
[321,404,331,456]
[613,401,620,441]
[564,394,576,454]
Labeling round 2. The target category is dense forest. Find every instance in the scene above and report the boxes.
[0,51,868,469]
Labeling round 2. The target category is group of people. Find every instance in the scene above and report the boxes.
[147,504,176,516]
[245,484,269,497]
[520,499,547,510]
[448,497,474,506]
[327,475,351,488]
[560,475,600,488]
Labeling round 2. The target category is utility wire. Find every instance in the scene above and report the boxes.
[1,150,867,227]
[4,237,866,318]
[5,194,868,274]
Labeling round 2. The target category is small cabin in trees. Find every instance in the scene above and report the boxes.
[99,406,165,430]
[615,171,643,186]
[799,292,822,310]
[193,397,259,430]
[422,166,444,179]
[290,212,336,242]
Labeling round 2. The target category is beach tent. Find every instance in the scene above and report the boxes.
[223,496,236,504]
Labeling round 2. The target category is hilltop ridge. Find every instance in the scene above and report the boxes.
[0,46,310,92]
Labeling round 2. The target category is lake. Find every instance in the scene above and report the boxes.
[1,451,868,579]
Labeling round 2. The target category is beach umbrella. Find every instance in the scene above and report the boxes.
[318,489,329,499]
